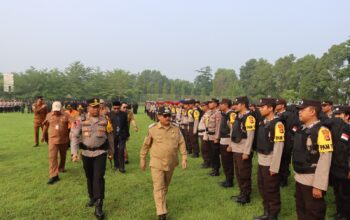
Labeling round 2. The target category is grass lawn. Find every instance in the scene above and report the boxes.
[0,112,336,220]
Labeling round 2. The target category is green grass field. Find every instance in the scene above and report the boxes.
[0,112,336,220]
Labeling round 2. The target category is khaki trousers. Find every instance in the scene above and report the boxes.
[48,143,68,178]
[151,167,174,215]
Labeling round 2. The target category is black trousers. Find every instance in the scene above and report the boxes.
[279,144,292,182]
[82,153,107,200]
[233,152,252,196]
[200,137,211,166]
[220,144,233,182]
[333,178,350,218]
[257,165,281,215]
[295,182,326,220]
[209,141,220,171]
[113,136,126,170]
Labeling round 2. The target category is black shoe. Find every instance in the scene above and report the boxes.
[280,179,288,187]
[236,195,250,205]
[209,170,220,176]
[230,194,243,202]
[119,168,126,173]
[86,198,96,207]
[125,160,129,164]
[95,199,104,220]
[158,214,167,220]
[201,163,210,169]
[220,180,233,188]
[47,176,60,185]
[254,210,269,220]
[268,213,278,220]
[192,153,199,158]
[335,213,347,220]
[33,143,39,147]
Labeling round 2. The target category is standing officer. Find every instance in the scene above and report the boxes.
[42,101,70,184]
[254,98,285,220]
[227,96,256,204]
[321,100,334,119]
[219,98,235,188]
[330,106,350,219]
[198,101,211,168]
[181,100,190,153]
[187,99,201,158]
[207,98,222,176]
[275,98,299,187]
[140,106,187,220]
[71,98,114,220]
[293,99,333,220]
[32,96,48,147]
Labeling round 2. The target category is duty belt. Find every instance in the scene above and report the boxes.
[79,141,108,151]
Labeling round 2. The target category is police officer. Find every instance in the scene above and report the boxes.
[207,98,222,176]
[293,99,333,220]
[227,96,256,204]
[71,98,114,220]
[140,106,187,220]
[254,98,285,220]
[187,99,201,158]
[320,100,334,121]
[219,98,236,188]
[275,98,300,187]
[330,106,350,220]
[181,100,190,153]
[198,101,211,168]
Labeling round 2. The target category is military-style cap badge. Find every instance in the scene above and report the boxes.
[157,106,171,115]
[321,100,333,106]
[296,99,321,109]
[87,98,100,107]
[257,98,276,107]
[234,96,249,105]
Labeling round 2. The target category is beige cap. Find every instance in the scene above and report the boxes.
[52,101,62,111]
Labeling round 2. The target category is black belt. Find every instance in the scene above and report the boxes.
[198,129,205,132]
[207,132,215,135]
[79,141,108,151]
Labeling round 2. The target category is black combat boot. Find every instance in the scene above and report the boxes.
[268,213,278,220]
[236,194,250,205]
[95,199,104,220]
[253,209,269,220]
[220,179,233,188]
[86,198,96,207]
[209,169,220,176]
[158,214,167,220]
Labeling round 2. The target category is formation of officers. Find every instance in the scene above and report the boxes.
[30,96,139,220]
[145,98,350,220]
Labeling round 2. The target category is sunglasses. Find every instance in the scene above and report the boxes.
[162,114,171,118]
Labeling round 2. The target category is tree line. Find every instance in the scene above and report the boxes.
[0,39,349,103]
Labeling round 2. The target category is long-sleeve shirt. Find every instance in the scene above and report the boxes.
[140,122,187,171]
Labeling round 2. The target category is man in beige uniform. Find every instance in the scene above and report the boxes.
[71,98,114,220]
[254,98,285,220]
[42,101,70,184]
[140,106,187,220]
[293,99,333,220]
[32,96,48,147]
[198,101,211,168]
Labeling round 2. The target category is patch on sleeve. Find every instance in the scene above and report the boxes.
[194,110,200,120]
[317,127,333,153]
[229,112,236,124]
[245,115,256,131]
[274,122,285,142]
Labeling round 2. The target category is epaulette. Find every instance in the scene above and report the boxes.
[148,123,157,128]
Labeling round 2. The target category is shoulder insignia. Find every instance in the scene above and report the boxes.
[317,126,333,153]
[148,123,157,128]
[274,122,285,142]
[245,115,256,131]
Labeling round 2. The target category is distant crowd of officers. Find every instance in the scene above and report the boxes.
[145,98,350,220]
[30,96,139,220]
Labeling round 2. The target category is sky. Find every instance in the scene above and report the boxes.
[0,0,349,81]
